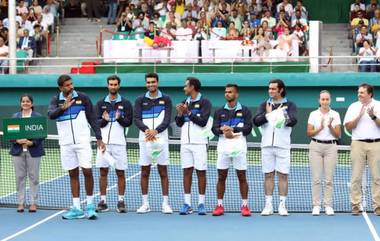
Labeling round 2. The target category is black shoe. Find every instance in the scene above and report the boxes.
[96,200,109,212]
[117,200,127,213]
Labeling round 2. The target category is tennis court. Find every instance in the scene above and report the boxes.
[1,136,379,241]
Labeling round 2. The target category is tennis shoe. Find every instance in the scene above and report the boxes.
[241,205,251,217]
[312,206,320,216]
[179,204,193,215]
[86,203,98,220]
[62,206,85,220]
[162,203,173,214]
[212,204,224,216]
[325,206,334,216]
[116,200,127,213]
[96,200,109,212]
[197,203,206,215]
[137,204,151,214]
[261,203,273,216]
[278,202,289,216]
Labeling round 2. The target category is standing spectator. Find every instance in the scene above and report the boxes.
[31,24,44,57]
[249,13,261,31]
[10,94,45,212]
[294,0,307,19]
[211,10,227,28]
[116,13,132,33]
[276,0,293,17]
[344,83,380,216]
[41,6,54,32]
[154,0,169,18]
[48,75,105,220]
[31,0,42,15]
[358,40,377,72]
[261,10,276,29]
[106,0,117,25]
[228,9,242,32]
[0,36,8,73]
[307,90,341,216]
[17,0,29,15]
[117,0,128,19]
[86,0,101,22]
[182,4,197,19]
[291,9,307,29]
[253,79,297,216]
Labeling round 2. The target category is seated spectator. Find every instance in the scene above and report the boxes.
[31,0,42,15]
[123,6,135,21]
[277,0,293,17]
[351,3,366,20]
[152,12,164,29]
[254,26,272,60]
[154,0,169,19]
[0,36,9,74]
[210,20,226,40]
[175,0,186,17]
[198,10,211,29]
[276,8,290,25]
[351,11,369,38]
[211,10,227,28]
[226,21,239,40]
[30,24,44,57]
[41,6,54,32]
[248,0,262,15]
[133,12,150,31]
[291,9,307,30]
[176,19,193,40]
[182,4,197,20]
[145,22,159,39]
[262,20,274,39]
[356,25,373,51]
[16,0,29,15]
[240,20,253,40]
[194,21,208,40]
[228,9,242,32]
[261,10,276,29]
[186,19,196,34]
[164,10,181,29]
[192,0,202,12]
[275,27,294,56]
[117,13,133,33]
[17,29,36,60]
[370,9,380,37]
[274,15,289,38]
[160,22,176,40]
[351,0,365,12]
[45,0,59,18]
[262,0,276,14]
[27,8,37,22]
[218,1,230,16]
[3,15,23,29]
[366,0,380,19]
[249,13,261,31]
[358,39,377,72]
[294,0,308,19]
[20,13,33,33]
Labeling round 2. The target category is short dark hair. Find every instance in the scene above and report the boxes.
[57,74,72,87]
[20,94,34,111]
[225,83,239,92]
[359,83,374,97]
[186,77,201,92]
[145,72,159,82]
[107,74,121,84]
[269,79,287,97]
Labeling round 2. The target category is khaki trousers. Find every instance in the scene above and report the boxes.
[350,140,380,209]
[309,141,337,207]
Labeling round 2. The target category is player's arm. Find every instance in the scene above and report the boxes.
[155,96,172,133]
[175,100,186,127]
[253,102,268,127]
[84,96,102,140]
[47,95,65,120]
[211,109,223,136]
[188,98,212,127]
[96,100,109,128]
[117,99,133,127]
[285,101,297,127]
[233,107,253,136]
[133,96,149,132]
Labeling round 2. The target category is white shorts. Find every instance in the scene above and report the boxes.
[181,144,207,170]
[96,144,128,170]
[217,152,247,170]
[138,141,169,166]
[60,143,93,171]
[261,146,290,174]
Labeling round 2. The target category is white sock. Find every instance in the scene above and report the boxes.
[198,194,205,205]
[217,199,223,206]
[118,195,124,201]
[280,196,287,203]
[242,199,248,207]
[265,195,273,205]
[142,195,149,205]
[87,195,93,205]
[100,195,106,203]
[73,198,81,209]
[163,196,169,205]
[184,194,191,206]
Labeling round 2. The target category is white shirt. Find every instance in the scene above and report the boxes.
[176,27,193,40]
[351,3,365,12]
[308,108,341,141]
[0,45,9,59]
[210,27,226,40]
[343,99,380,140]
[358,47,376,63]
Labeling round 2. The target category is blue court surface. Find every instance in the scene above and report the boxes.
[0,207,379,241]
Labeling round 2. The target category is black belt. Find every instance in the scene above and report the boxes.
[312,138,337,144]
[357,139,380,143]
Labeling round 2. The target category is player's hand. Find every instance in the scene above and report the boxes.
[266,102,272,113]
[145,129,158,141]
[176,103,185,115]
[220,125,232,132]
[25,140,34,146]
[102,111,110,121]
[62,94,75,110]
[359,104,366,118]
[320,115,325,129]
[16,139,28,144]
[115,110,121,120]
[367,106,375,119]
[97,139,106,153]
[328,117,334,128]
[224,129,234,139]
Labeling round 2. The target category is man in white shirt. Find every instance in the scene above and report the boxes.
[277,0,293,17]
[176,20,193,41]
[261,10,276,29]
[0,36,9,74]
[344,83,380,216]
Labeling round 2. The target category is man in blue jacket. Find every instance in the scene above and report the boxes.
[253,79,297,216]
[134,73,173,214]
[48,75,106,220]
[175,77,212,215]
[95,75,133,213]
[211,84,252,217]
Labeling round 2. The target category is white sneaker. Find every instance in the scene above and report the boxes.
[162,203,173,214]
[325,206,335,216]
[312,206,321,216]
[261,203,274,216]
[278,202,289,216]
[137,204,151,214]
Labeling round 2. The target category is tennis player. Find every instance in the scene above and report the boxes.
[344,83,380,216]
[134,73,173,214]
[253,79,297,216]
[211,84,252,217]
[307,90,341,216]
[95,75,133,213]
[175,77,211,215]
[48,75,105,220]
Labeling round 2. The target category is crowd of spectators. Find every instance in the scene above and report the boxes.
[105,0,310,57]
[351,0,380,71]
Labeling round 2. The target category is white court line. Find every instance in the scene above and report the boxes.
[363,212,380,241]
[0,170,142,241]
